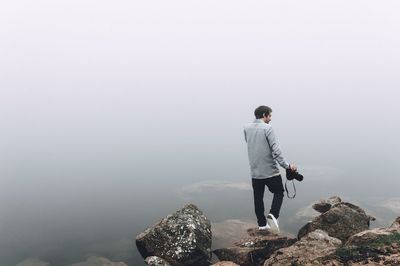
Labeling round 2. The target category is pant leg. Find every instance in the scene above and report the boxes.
[265,175,284,219]
[252,178,267,226]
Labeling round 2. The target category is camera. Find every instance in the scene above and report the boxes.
[286,169,304,182]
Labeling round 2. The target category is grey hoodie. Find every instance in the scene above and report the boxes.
[244,119,290,179]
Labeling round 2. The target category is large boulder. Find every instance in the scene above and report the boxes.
[345,227,400,247]
[322,233,400,265]
[136,204,212,266]
[298,201,372,242]
[263,229,342,266]
[319,216,400,265]
[213,228,296,266]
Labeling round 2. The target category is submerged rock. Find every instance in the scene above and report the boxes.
[16,258,49,266]
[136,203,212,266]
[298,201,373,242]
[211,219,255,249]
[213,228,296,266]
[263,229,342,266]
[69,256,127,266]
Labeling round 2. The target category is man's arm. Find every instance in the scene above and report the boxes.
[265,127,290,169]
[244,129,247,142]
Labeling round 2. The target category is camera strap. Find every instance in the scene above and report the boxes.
[264,129,297,199]
[285,180,296,199]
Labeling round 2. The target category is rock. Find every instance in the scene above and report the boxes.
[390,216,400,229]
[263,229,342,266]
[16,258,49,266]
[312,202,332,213]
[345,227,400,247]
[312,196,342,213]
[210,261,240,266]
[323,232,400,265]
[368,214,377,222]
[213,228,296,266]
[328,196,342,204]
[213,247,256,266]
[136,204,212,266]
[69,256,128,266]
[298,201,371,242]
[319,216,400,265]
[145,256,171,266]
[83,238,133,262]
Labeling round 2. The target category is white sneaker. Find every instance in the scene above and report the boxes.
[258,223,271,230]
[267,214,280,232]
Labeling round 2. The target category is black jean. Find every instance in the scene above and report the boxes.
[252,175,284,227]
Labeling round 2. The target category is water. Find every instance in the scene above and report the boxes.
[1,171,399,266]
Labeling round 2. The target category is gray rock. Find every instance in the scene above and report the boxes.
[263,229,342,266]
[298,201,371,242]
[136,203,212,266]
[145,256,171,266]
[312,196,342,213]
[312,202,332,213]
[213,228,296,266]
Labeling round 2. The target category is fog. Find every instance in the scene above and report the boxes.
[1,1,400,265]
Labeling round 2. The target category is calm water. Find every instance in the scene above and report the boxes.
[1,170,399,266]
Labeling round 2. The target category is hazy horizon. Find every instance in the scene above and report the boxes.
[1,1,400,265]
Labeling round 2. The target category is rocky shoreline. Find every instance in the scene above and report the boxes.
[136,196,400,266]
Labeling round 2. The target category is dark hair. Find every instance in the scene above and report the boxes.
[254,105,272,119]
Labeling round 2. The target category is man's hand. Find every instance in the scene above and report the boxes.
[289,164,297,172]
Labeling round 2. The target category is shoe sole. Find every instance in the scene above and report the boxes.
[258,224,270,230]
[267,214,280,232]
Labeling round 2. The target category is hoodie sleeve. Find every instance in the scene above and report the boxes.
[265,127,290,169]
[244,128,247,142]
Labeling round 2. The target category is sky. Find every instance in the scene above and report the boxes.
[1,0,400,265]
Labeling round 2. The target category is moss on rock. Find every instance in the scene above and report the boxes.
[322,232,400,264]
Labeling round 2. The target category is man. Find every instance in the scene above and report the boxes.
[244,105,297,232]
